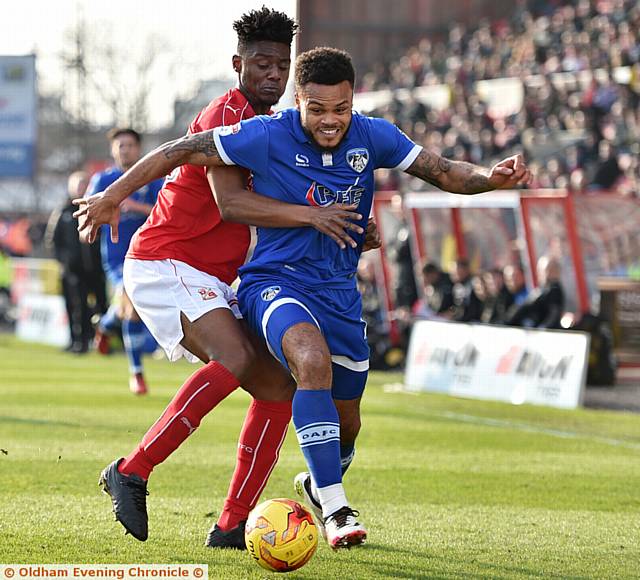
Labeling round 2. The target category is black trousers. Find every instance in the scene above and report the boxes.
[62,272,93,348]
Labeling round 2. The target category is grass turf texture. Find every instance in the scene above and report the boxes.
[1,335,639,579]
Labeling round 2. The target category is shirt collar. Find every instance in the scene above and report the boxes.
[230,87,273,119]
[291,109,311,144]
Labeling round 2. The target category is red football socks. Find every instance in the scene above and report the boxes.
[216,399,292,531]
[119,361,240,480]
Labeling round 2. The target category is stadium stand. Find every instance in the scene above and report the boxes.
[355,0,640,196]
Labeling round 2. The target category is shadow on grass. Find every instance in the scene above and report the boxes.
[0,415,80,428]
[363,542,593,580]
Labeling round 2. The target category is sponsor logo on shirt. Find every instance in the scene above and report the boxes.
[305,177,365,208]
[295,153,310,167]
[261,286,281,301]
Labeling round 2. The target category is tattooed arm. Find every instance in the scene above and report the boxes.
[405,150,532,194]
[72,130,225,243]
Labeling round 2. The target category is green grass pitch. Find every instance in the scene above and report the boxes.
[1,335,639,579]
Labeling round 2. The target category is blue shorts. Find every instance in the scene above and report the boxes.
[238,276,369,400]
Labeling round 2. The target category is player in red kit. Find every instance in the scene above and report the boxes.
[76,8,376,548]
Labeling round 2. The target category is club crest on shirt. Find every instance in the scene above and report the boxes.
[346,148,369,173]
[261,286,281,302]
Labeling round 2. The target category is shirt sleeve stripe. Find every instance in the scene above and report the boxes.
[212,127,235,166]
[393,144,423,171]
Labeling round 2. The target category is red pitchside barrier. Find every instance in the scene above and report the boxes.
[368,190,640,345]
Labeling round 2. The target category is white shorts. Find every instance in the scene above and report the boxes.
[123,258,242,363]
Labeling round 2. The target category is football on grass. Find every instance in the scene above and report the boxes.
[245,498,318,573]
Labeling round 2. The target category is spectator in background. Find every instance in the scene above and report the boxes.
[46,171,106,353]
[481,268,514,324]
[413,261,454,319]
[386,195,419,311]
[506,256,565,329]
[450,258,484,322]
[357,259,391,369]
[503,263,528,306]
[590,140,622,189]
[0,246,12,327]
[358,0,640,198]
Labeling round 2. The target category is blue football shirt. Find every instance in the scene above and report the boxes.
[86,167,163,274]
[214,108,421,288]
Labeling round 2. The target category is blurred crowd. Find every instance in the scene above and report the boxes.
[359,250,616,384]
[360,0,640,197]
[408,257,564,328]
[359,254,567,367]
[358,248,573,368]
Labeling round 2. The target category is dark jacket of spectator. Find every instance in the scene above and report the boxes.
[426,271,454,315]
[506,280,564,329]
[49,200,98,274]
[451,275,484,322]
[388,222,418,309]
[483,284,515,324]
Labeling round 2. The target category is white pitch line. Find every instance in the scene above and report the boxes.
[435,411,640,451]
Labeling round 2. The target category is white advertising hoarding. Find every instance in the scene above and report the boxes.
[0,55,37,177]
[16,293,69,348]
[405,321,589,409]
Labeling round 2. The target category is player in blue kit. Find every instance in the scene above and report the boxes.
[86,128,164,395]
[76,47,531,548]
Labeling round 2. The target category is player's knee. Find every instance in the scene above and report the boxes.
[211,340,255,383]
[290,348,332,387]
[124,308,140,321]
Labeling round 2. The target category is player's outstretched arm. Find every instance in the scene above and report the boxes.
[73,130,226,243]
[208,166,364,249]
[405,150,532,194]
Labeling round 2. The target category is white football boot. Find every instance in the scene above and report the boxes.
[324,506,367,549]
[294,471,326,539]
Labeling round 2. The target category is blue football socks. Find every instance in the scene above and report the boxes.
[122,318,147,375]
[293,389,342,488]
[99,305,120,334]
[340,443,355,476]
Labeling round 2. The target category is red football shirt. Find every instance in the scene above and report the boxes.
[127,88,257,285]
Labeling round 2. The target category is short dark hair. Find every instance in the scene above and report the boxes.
[233,6,297,53]
[422,262,441,276]
[295,47,355,89]
[107,128,141,144]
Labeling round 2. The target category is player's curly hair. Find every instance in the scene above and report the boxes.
[233,6,298,52]
[295,47,355,88]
